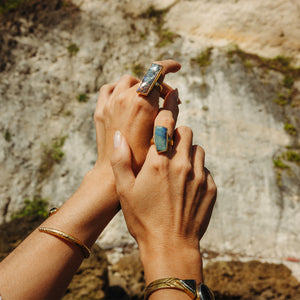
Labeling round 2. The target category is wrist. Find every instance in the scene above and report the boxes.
[139,243,203,285]
[43,166,119,247]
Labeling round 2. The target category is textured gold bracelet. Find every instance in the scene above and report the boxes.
[39,227,91,259]
[144,278,197,300]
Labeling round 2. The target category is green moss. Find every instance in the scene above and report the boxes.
[273,157,289,169]
[227,46,300,77]
[191,48,213,68]
[0,0,28,14]
[4,129,11,142]
[131,63,144,78]
[156,29,176,47]
[39,135,67,176]
[269,55,291,69]
[140,33,146,40]
[139,5,176,47]
[275,170,283,187]
[285,151,300,163]
[12,197,48,220]
[284,123,297,136]
[273,92,291,106]
[51,136,66,162]
[202,105,209,111]
[67,43,79,56]
[244,60,253,69]
[283,75,294,88]
[185,100,190,104]
[64,110,72,116]
[77,93,88,103]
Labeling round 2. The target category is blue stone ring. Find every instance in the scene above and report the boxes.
[151,126,174,153]
[136,63,163,96]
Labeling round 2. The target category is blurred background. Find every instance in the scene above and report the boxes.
[0,0,299,299]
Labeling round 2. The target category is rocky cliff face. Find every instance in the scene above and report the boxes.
[0,0,299,283]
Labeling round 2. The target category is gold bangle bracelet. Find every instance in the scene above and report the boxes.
[144,278,197,300]
[39,227,91,259]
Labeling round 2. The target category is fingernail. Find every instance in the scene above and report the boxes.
[114,131,122,148]
[173,88,181,104]
[173,88,182,104]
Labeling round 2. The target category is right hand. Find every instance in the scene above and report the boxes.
[110,116,217,284]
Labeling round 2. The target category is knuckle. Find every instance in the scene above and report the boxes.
[195,169,206,186]
[207,179,217,196]
[114,94,125,105]
[120,74,135,83]
[177,126,193,139]
[134,97,146,110]
[173,158,192,176]
[99,83,108,93]
[94,109,104,123]
[150,155,169,173]
[157,116,175,130]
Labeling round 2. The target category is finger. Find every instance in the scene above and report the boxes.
[154,59,181,84]
[151,89,179,155]
[150,59,181,98]
[111,74,140,98]
[198,171,217,239]
[110,131,135,195]
[161,82,182,103]
[94,83,116,148]
[191,145,206,180]
[95,83,116,112]
[136,60,181,105]
[162,88,179,124]
[173,126,193,158]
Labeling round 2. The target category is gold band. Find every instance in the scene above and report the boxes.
[154,82,163,93]
[39,227,91,259]
[144,278,197,300]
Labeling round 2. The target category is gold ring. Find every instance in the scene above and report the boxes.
[150,137,173,146]
[154,82,163,93]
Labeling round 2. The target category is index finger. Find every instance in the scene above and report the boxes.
[135,60,181,106]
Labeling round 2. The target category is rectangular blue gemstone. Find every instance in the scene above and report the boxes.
[154,126,168,153]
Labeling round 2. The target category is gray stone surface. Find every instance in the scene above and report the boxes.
[0,0,299,279]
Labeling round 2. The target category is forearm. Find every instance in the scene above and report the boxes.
[0,168,118,300]
[140,243,203,300]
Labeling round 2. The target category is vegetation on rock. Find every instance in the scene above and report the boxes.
[139,5,177,47]
[77,93,88,103]
[191,48,213,68]
[67,43,79,56]
[0,0,28,15]
[11,197,48,219]
[131,63,144,78]
[39,135,67,178]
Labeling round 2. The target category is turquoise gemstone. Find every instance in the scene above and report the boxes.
[154,126,168,153]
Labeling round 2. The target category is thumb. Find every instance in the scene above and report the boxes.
[110,131,135,195]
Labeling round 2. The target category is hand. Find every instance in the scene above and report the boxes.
[93,60,181,176]
[110,117,217,286]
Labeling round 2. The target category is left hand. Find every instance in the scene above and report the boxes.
[92,60,181,198]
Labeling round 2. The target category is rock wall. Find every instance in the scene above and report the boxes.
[0,0,299,280]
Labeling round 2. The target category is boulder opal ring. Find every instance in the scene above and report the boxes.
[151,126,174,153]
[136,63,163,96]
